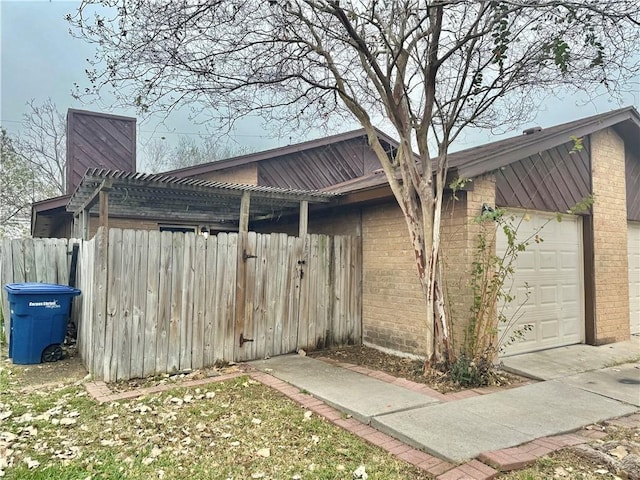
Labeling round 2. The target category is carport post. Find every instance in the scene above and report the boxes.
[82,209,89,240]
[299,200,308,237]
[99,190,109,232]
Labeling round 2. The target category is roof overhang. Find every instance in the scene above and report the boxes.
[31,195,73,238]
[452,107,640,179]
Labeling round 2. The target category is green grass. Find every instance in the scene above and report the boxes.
[0,371,427,479]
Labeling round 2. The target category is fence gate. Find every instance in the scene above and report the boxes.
[233,232,360,362]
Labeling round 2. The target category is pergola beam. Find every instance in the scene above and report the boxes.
[74,179,113,214]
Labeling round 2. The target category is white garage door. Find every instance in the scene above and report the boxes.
[629,222,640,335]
[497,211,583,356]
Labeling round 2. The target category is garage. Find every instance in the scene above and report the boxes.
[496,211,584,356]
[629,222,640,335]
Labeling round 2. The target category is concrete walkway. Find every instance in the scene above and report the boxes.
[251,341,639,463]
[501,337,640,380]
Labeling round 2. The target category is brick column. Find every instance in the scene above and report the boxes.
[441,175,496,352]
[590,128,630,343]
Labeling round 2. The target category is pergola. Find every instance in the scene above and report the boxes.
[66,169,340,240]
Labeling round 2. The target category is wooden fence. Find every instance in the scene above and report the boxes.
[1,229,362,382]
[0,237,80,339]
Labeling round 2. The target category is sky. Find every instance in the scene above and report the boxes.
[0,0,307,170]
[1,0,639,170]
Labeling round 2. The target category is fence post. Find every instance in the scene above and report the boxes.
[234,192,251,361]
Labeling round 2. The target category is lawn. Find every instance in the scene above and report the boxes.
[0,367,426,479]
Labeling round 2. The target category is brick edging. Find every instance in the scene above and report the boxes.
[477,433,587,472]
[245,369,456,477]
[474,416,640,474]
[84,372,244,403]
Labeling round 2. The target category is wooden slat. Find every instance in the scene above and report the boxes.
[352,235,362,344]
[130,230,149,379]
[264,234,279,359]
[299,235,315,351]
[116,229,135,381]
[33,239,47,282]
[92,228,108,379]
[337,236,348,345]
[295,235,309,350]
[323,235,334,348]
[179,232,195,371]
[253,234,269,360]
[156,231,173,374]
[280,236,294,354]
[56,239,70,286]
[11,240,26,283]
[79,238,96,365]
[203,234,218,366]
[167,232,184,373]
[75,240,84,358]
[343,236,353,344]
[22,239,36,282]
[237,231,257,362]
[223,234,238,361]
[75,239,85,360]
[271,234,285,356]
[104,228,122,382]
[143,231,160,378]
[191,234,207,370]
[213,234,228,363]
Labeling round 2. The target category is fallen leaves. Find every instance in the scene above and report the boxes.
[256,447,271,458]
[608,445,629,460]
[353,464,368,479]
[0,375,424,479]
[23,457,39,469]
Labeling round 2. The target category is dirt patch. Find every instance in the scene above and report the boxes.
[309,345,529,393]
[1,344,88,389]
[107,363,247,394]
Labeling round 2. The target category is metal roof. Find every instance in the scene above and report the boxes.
[66,169,339,224]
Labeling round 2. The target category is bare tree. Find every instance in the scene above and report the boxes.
[15,99,67,196]
[140,138,172,173]
[141,136,252,173]
[69,0,640,365]
[0,129,38,238]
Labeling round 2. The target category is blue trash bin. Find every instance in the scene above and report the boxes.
[3,283,81,364]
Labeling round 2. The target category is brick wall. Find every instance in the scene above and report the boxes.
[309,208,362,236]
[362,202,428,355]
[360,176,496,357]
[590,129,631,343]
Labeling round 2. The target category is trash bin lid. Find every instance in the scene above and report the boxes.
[3,283,81,296]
